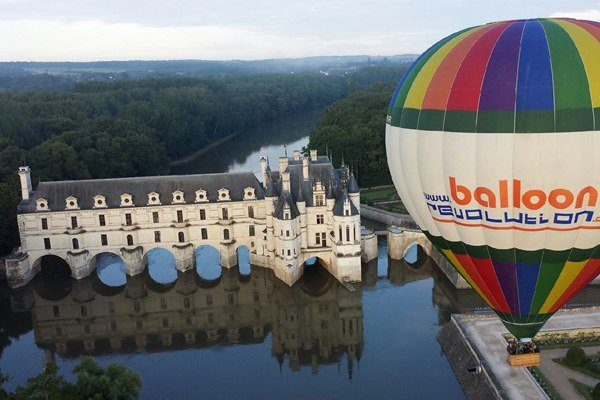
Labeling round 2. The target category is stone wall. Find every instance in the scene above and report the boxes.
[360,205,416,227]
[437,316,504,400]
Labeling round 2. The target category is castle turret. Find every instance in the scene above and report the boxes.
[18,166,32,200]
[347,171,360,212]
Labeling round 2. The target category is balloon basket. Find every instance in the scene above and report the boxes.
[507,352,541,367]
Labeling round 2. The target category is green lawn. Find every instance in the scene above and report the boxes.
[360,187,399,203]
[570,379,594,400]
[529,366,563,400]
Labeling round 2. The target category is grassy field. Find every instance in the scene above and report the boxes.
[360,186,408,214]
[553,358,600,379]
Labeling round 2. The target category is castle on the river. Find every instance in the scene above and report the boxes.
[5,149,377,288]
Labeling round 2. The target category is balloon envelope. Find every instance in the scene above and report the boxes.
[386,18,600,339]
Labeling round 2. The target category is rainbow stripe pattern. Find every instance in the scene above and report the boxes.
[425,232,600,338]
[388,18,600,133]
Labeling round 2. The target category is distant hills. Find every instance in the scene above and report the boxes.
[0,55,417,91]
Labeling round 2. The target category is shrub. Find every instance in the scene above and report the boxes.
[593,382,600,400]
[565,347,587,367]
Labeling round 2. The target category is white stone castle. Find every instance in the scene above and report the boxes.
[6,149,376,288]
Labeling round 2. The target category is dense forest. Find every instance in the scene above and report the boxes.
[308,82,397,187]
[0,73,348,254]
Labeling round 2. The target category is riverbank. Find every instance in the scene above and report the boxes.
[440,308,600,400]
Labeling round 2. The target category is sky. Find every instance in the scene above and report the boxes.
[0,0,598,61]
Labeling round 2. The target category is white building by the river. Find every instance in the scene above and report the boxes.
[5,149,377,288]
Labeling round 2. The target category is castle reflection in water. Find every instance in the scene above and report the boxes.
[4,249,600,378]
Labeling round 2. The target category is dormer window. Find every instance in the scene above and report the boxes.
[36,198,49,211]
[120,194,133,207]
[93,195,107,208]
[244,187,256,200]
[172,190,185,204]
[66,196,79,210]
[217,188,230,201]
[195,190,208,203]
[147,192,161,205]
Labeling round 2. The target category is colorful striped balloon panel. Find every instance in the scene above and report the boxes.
[388,18,600,133]
[425,232,600,338]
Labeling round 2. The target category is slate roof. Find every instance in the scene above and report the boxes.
[333,191,359,216]
[18,172,264,213]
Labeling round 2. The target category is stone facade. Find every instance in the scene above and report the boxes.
[7,151,375,289]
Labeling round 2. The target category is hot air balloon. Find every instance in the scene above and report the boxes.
[386,18,600,341]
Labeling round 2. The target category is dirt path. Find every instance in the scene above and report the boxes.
[538,346,600,399]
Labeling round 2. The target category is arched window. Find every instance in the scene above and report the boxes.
[346,226,351,242]
[223,229,230,240]
[127,234,134,246]
[178,231,185,243]
[72,238,79,250]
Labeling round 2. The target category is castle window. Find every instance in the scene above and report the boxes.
[287,249,291,256]
[136,321,143,329]
[345,208,350,216]
[195,190,208,203]
[315,233,321,245]
[315,194,324,206]
[71,216,78,229]
[316,214,324,224]
[154,231,161,243]
[125,213,132,226]
[44,238,51,249]
[153,212,159,223]
[109,301,115,313]
[184,297,191,309]
[162,318,169,328]
[161,298,167,310]
[206,294,213,306]
[228,293,234,305]
[201,228,208,240]
[223,229,230,240]
[321,232,327,247]
[53,305,60,317]
[80,305,87,317]
[127,235,134,246]
[177,210,184,223]
[222,208,228,220]
[172,190,185,204]
[93,195,106,208]
[101,234,108,246]
[66,196,79,210]
[244,187,256,200]
[339,227,342,242]
[133,300,141,312]
[41,218,48,230]
[217,188,230,201]
[178,231,185,243]
[249,225,255,236]
[200,209,206,220]
[286,230,290,237]
[36,198,49,211]
[283,211,290,220]
[147,192,160,205]
[346,226,351,242]
[248,206,254,218]
[99,214,106,226]
[120,194,133,207]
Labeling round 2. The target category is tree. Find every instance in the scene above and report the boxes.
[0,358,142,400]
[565,347,586,367]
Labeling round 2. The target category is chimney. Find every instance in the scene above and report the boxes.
[278,156,289,172]
[281,171,291,192]
[259,156,267,188]
[293,150,300,161]
[310,149,318,161]
[18,166,32,200]
[302,157,309,181]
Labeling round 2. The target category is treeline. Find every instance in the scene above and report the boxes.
[0,73,348,254]
[308,82,397,187]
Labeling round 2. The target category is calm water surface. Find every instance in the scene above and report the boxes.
[0,111,470,399]
[0,238,476,399]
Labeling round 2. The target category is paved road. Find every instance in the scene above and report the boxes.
[538,346,600,400]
